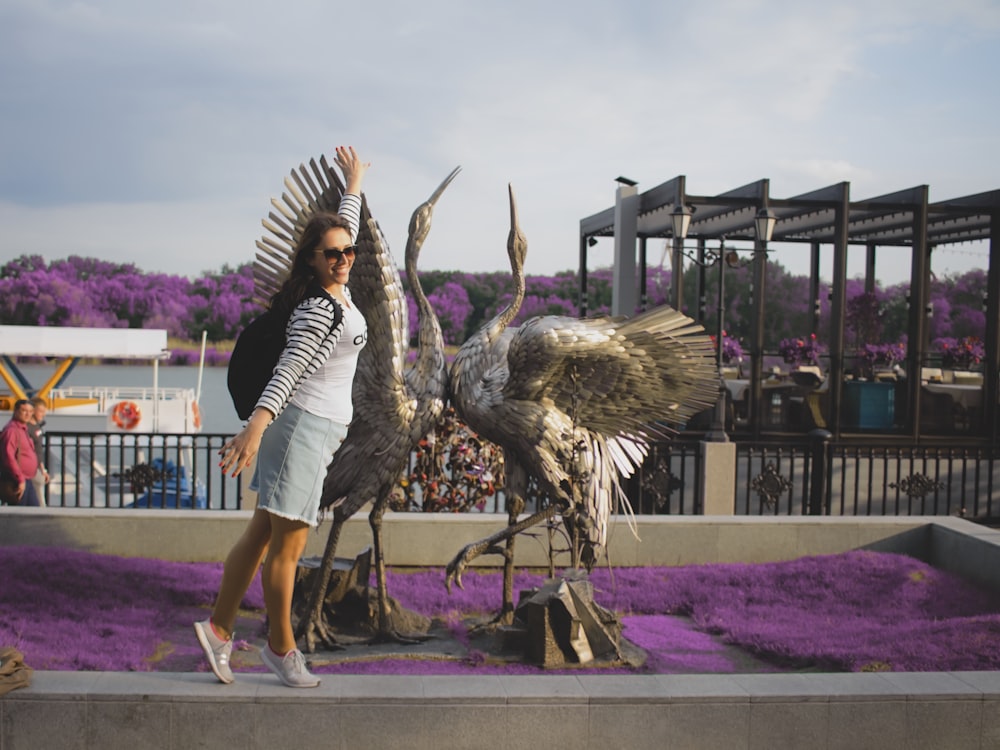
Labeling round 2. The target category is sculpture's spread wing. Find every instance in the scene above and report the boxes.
[315,205,419,512]
[348,202,410,405]
[502,305,719,439]
[253,155,348,308]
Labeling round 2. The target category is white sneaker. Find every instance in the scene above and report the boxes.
[261,646,320,688]
[194,619,234,684]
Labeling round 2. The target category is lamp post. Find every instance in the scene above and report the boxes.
[750,207,777,439]
[670,203,692,311]
[676,235,735,443]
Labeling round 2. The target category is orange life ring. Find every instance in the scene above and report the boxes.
[111,401,142,430]
[192,402,202,430]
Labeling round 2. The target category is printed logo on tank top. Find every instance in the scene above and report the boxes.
[340,303,367,354]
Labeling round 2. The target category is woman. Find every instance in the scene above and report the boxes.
[195,146,370,688]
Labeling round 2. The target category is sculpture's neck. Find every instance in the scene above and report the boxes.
[487,264,525,343]
[406,248,445,376]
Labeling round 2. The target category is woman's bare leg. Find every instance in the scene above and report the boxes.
[210,508,272,639]
[261,513,311,653]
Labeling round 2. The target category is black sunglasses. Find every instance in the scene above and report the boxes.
[318,245,357,262]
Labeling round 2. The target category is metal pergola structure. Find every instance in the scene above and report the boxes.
[579,177,1000,442]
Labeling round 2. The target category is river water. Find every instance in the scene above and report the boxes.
[15,363,243,436]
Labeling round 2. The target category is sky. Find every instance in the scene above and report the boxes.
[1,0,998,287]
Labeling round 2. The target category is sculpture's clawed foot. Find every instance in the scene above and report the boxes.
[468,608,515,633]
[368,625,434,646]
[297,614,344,654]
[445,545,475,593]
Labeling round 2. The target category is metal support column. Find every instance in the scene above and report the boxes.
[612,184,639,317]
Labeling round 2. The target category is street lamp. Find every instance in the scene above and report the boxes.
[671,203,692,240]
[755,207,777,243]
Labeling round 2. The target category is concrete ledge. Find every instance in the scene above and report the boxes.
[4,507,994,571]
[3,671,999,750]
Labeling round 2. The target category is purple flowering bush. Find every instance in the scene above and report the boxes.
[0,255,257,344]
[427,281,474,346]
[3,546,999,675]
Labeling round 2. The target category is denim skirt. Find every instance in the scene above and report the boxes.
[250,403,348,527]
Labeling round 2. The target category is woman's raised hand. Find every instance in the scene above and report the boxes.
[335,146,370,194]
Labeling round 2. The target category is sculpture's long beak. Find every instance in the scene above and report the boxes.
[427,166,462,207]
[508,183,521,246]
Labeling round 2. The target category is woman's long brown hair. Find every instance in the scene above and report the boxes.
[269,211,352,316]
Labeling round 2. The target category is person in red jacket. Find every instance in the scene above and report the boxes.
[0,400,40,506]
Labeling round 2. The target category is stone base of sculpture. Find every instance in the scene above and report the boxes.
[293,549,431,642]
[498,572,645,669]
[290,554,643,669]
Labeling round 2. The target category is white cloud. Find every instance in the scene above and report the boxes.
[0,0,997,288]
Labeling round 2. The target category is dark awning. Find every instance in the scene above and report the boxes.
[580,177,998,248]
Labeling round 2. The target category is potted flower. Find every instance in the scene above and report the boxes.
[778,334,824,368]
[712,331,743,378]
[861,341,906,375]
[935,336,984,371]
[843,293,897,429]
[720,332,743,364]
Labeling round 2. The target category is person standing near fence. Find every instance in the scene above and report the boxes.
[194,146,370,689]
[0,400,40,506]
[27,397,50,506]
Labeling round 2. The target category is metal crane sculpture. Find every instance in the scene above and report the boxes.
[302,167,459,650]
[445,186,719,623]
[251,155,458,650]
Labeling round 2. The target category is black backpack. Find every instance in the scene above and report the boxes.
[227,286,342,420]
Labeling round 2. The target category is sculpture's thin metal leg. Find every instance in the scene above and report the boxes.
[368,495,430,644]
[295,513,345,653]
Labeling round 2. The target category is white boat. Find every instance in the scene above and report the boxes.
[0,325,207,507]
[0,324,202,434]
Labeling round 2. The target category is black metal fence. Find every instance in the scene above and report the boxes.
[624,440,704,515]
[42,432,241,510]
[38,431,999,521]
[732,433,1000,519]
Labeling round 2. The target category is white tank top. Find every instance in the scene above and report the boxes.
[289,298,367,423]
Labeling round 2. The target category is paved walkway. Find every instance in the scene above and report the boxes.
[3,670,998,750]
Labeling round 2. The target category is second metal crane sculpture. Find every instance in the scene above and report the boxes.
[446,186,719,623]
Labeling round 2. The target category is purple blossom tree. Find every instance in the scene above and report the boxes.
[0,255,988,369]
[427,280,474,346]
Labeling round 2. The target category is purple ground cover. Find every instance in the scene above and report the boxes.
[2,546,999,675]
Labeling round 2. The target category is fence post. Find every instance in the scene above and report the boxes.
[808,429,832,515]
[700,440,737,515]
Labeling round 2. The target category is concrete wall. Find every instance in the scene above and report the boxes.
[3,508,1000,592]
